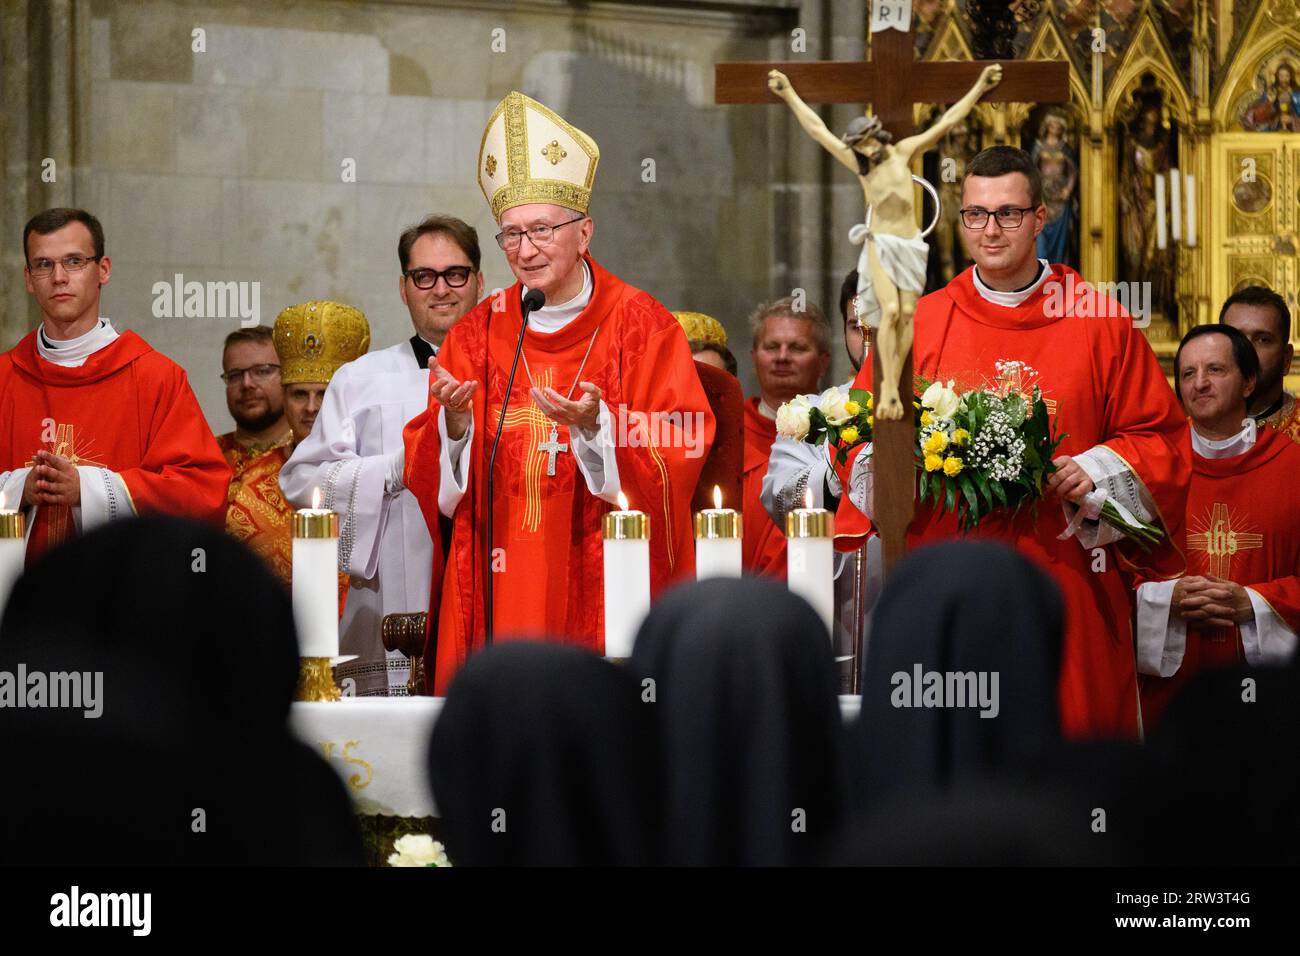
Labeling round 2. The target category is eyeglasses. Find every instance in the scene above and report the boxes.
[404,266,474,290]
[27,255,103,277]
[959,206,1038,229]
[221,363,281,386]
[495,216,586,252]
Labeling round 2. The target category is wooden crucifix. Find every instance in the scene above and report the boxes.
[717,12,1069,578]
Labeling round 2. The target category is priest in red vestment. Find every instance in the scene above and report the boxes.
[1137,325,1300,727]
[835,148,1190,739]
[742,297,831,576]
[0,208,228,561]
[403,92,714,692]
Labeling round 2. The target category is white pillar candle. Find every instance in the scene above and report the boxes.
[1155,172,1167,250]
[0,508,26,619]
[1185,173,1197,247]
[603,492,650,659]
[1170,168,1181,242]
[695,485,742,579]
[292,499,340,659]
[786,502,835,639]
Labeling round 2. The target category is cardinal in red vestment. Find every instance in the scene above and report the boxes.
[1136,326,1300,727]
[403,92,713,692]
[1,208,228,562]
[836,149,1189,739]
[742,298,832,576]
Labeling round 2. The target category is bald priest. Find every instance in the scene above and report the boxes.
[404,92,715,693]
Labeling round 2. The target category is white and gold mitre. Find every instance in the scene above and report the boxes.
[477,91,600,220]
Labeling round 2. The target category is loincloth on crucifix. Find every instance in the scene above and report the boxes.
[848,223,929,330]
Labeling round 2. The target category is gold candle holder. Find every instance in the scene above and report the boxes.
[603,511,649,540]
[694,510,741,540]
[786,509,833,539]
[293,509,339,538]
[0,512,25,539]
[296,656,341,701]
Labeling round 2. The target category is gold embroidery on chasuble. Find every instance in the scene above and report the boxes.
[497,368,557,534]
[25,422,106,548]
[1186,502,1264,580]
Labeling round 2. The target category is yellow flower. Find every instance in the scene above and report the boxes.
[952,428,970,446]
[920,410,933,427]
[922,430,949,454]
[866,414,873,427]
[943,456,963,477]
[844,400,861,416]
[866,394,874,409]
[840,425,859,445]
[924,453,943,472]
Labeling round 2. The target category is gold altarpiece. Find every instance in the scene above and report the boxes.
[894,0,1300,373]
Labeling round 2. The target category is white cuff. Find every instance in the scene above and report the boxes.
[1135,579,1186,677]
[569,401,621,504]
[1059,445,1155,548]
[437,409,473,518]
[384,448,406,496]
[847,442,874,519]
[0,468,31,513]
[824,442,843,500]
[1240,588,1299,667]
[75,466,134,533]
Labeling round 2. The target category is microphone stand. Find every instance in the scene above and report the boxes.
[484,288,544,647]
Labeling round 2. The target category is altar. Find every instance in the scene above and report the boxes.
[291,695,866,819]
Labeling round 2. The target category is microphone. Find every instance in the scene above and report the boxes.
[484,287,545,646]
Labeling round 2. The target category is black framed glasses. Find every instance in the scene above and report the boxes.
[959,206,1038,229]
[495,216,586,252]
[27,255,103,277]
[221,363,281,386]
[404,266,474,290]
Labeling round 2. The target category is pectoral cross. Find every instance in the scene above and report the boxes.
[538,423,568,477]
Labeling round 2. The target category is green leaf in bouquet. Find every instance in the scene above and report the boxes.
[919,469,929,500]
[990,479,1008,507]
[956,472,980,520]
[944,478,956,514]
[849,388,872,407]
[1003,393,1027,427]
[970,469,994,509]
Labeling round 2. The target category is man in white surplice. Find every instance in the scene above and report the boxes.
[761,271,882,684]
[280,216,484,696]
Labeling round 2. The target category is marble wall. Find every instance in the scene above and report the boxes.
[3,0,868,428]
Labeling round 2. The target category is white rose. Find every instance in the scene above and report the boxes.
[817,386,853,426]
[776,396,812,440]
[921,380,960,420]
[387,834,450,867]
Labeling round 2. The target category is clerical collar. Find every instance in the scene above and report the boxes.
[523,260,593,334]
[409,334,439,369]
[972,259,1050,308]
[1252,392,1286,423]
[37,317,119,368]
[1190,419,1256,459]
[757,398,778,420]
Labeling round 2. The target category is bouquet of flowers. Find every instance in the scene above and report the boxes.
[774,364,1164,547]
[774,384,878,466]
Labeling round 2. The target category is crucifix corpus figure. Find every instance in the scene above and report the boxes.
[767,63,1002,420]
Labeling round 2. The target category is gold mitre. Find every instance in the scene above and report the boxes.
[478,91,600,220]
[274,300,371,385]
[673,311,728,348]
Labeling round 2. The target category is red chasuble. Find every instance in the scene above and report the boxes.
[837,265,1190,739]
[404,255,714,693]
[0,330,230,559]
[1140,425,1300,725]
[742,396,787,576]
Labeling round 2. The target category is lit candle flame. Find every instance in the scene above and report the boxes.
[713,485,722,510]
[311,487,323,511]
[617,491,629,512]
[804,487,814,511]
